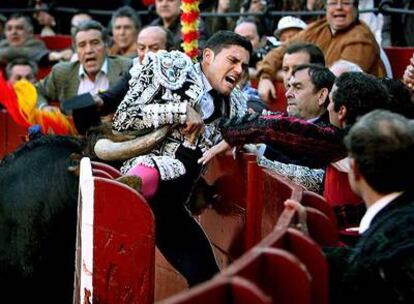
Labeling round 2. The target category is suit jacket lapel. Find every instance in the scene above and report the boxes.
[108,59,123,87]
[63,62,80,100]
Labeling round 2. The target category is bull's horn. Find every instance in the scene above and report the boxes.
[94,125,170,161]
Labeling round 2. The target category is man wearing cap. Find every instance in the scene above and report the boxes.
[257,0,386,103]
[274,16,307,43]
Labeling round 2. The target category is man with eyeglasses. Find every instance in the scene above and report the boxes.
[256,0,386,103]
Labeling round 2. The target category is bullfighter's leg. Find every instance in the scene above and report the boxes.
[149,145,220,286]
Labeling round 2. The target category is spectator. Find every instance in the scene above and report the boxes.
[359,0,385,46]
[256,0,386,103]
[234,18,273,78]
[108,6,141,58]
[286,64,333,122]
[273,16,307,43]
[136,25,174,63]
[204,0,241,33]
[254,64,335,193]
[0,14,49,65]
[33,1,57,36]
[6,58,38,85]
[36,20,131,111]
[0,13,71,65]
[64,25,174,134]
[278,42,325,91]
[70,11,92,37]
[150,0,209,50]
[325,109,414,304]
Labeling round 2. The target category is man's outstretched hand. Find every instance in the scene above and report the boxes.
[198,140,231,165]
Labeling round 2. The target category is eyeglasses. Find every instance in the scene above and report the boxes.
[326,1,354,7]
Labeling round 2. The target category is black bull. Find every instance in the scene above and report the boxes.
[0,135,82,303]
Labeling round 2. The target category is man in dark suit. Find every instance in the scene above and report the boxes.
[325,109,414,303]
[262,64,335,167]
[36,20,131,112]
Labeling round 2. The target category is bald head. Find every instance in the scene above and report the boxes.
[137,26,168,63]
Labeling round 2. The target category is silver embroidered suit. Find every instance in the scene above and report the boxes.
[112,50,247,181]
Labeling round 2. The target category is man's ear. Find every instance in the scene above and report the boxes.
[338,105,347,124]
[203,48,214,65]
[349,157,362,181]
[318,88,329,106]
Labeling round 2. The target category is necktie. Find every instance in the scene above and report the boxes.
[204,90,224,123]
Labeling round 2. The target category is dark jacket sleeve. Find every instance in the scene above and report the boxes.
[98,71,131,115]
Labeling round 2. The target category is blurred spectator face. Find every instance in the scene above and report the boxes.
[249,0,266,12]
[202,46,250,96]
[279,28,302,42]
[71,13,92,36]
[8,64,36,84]
[326,0,358,32]
[234,22,260,50]
[155,0,181,22]
[112,16,138,51]
[285,68,323,120]
[282,51,311,88]
[5,17,32,47]
[137,26,167,63]
[75,29,106,79]
[35,11,55,26]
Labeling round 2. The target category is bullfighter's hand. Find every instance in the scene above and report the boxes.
[198,140,231,165]
[182,104,204,136]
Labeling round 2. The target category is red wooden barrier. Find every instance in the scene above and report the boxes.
[160,276,272,304]
[251,79,287,113]
[74,158,155,304]
[0,109,7,158]
[35,35,73,50]
[267,81,288,113]
[305,207,340,247]
[259,168,302,239]
[0,109,27,160]
[198,153,256,268]
[259,228,329,304]
[91,161,122,179]
[221,247,312,304]
[301,190,338,229]
[384,47,414,79]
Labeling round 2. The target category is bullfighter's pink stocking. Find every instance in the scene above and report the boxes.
[126,164,159,200]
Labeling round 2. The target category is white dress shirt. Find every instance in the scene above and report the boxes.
[359,192,403,234]
[199,72,215,120]
[78,59,109,95]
